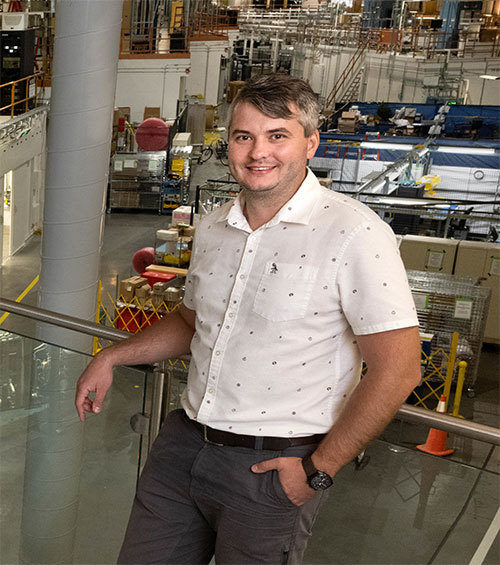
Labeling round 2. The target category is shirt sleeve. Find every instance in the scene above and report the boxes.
[337,219,419,335]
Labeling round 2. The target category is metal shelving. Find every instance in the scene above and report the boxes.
[407,270,492,392]
[108,151,167,212]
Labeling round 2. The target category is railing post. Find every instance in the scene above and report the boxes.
[452,361,468,418]
[149,362,167,451]
[443,331,459,411]
[10,83,15,118]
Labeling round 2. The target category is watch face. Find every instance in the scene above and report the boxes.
[310,471,333,490]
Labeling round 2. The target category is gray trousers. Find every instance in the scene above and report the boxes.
[118,409,327,564]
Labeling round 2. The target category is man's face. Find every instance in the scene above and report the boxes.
[228,102,319,200]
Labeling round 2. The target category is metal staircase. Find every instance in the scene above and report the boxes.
[323,38,370,113]
[338,67,364,105]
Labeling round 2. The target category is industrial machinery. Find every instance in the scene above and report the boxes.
[0,28,35,114]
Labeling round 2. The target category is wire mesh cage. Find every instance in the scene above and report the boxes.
[407,270,491,390]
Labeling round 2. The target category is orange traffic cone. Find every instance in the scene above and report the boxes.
[416,395,454,456]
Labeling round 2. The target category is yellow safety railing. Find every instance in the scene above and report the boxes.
[94,284,468,416]
[0,72,44,118]
[93,284,190,374]
[412,331,467,416]
[452,361,468,419]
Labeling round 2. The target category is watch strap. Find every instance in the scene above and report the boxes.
[301,454,317,479]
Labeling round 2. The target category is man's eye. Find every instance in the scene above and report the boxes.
[272,134,286,140]
[236,135,250,142]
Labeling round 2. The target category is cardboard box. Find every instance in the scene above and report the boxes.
[136,284,152,306]
[151,292,164,309]
[172,205,192,224]
[179,225,196,237]
[338,118,358,133]
[119,276,148,302]
[144,107,161,120]
[110,192,140,208]
[153,282,169,295]
[172,132,192,146]
[113,107,131,127]
[227,81,246,103]
[341,111,358,120]
[206,105,216,130]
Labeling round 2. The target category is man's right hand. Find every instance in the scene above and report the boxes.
[75,352,114,421]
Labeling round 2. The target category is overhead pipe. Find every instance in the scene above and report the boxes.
[19,2,124,564]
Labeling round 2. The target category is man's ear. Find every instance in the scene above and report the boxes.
[306,129,320,159]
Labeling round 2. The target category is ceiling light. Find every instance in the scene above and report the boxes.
[360,141,413,151]
[435,146,496,155]
[480,75,500,80]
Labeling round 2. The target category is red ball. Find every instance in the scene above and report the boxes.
[133,247,155,274]
[136,118,169,151]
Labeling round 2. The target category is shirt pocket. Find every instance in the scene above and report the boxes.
[253,262,319,322]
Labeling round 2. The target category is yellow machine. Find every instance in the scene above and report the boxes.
[416,174,441,196]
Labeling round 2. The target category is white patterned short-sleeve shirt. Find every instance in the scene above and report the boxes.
[182,169,418,437]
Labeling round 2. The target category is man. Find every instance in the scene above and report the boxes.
[76,74,421,564]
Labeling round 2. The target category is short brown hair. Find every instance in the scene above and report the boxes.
[228,74,320,137]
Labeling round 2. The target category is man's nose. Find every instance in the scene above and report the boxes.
[248,138,270,160]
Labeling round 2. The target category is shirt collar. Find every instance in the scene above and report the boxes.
[218,168,322,230]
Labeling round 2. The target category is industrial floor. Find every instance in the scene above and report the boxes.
[0,157,499,564]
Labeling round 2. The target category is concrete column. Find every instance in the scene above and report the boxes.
[39,0,123,341]
[19,1,124,563]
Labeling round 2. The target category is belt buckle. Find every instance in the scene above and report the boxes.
[203,425,224,447]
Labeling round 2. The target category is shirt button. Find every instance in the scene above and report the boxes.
[229,313,234,318]
[215,351,221,356]
[240,274,245,279]
[208,388,215,394]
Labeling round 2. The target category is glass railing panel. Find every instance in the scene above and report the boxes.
[305,439,499,564]
[383,415,499,473]
[72,364,149,564]
[0,330,148,565]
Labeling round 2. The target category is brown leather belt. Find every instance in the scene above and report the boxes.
[190,418,326,450]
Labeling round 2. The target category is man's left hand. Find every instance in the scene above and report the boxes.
[251,457,314,506]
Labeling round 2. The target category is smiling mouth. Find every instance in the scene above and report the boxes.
[246,165,276,172]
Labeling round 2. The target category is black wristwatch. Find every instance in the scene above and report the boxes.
[302,455,334,491]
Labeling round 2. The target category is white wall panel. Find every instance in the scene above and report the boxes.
[297,45,500,105]
[186,41,228,105]
[0,111,46,256]
[11,162,32,254]
[431,165,500,200]
[115,58,190,123]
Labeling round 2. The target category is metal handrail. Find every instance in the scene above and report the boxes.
[1,296,499,446]
[0,72,44,118]
[0,296,128,342]
[398,404,499,446]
